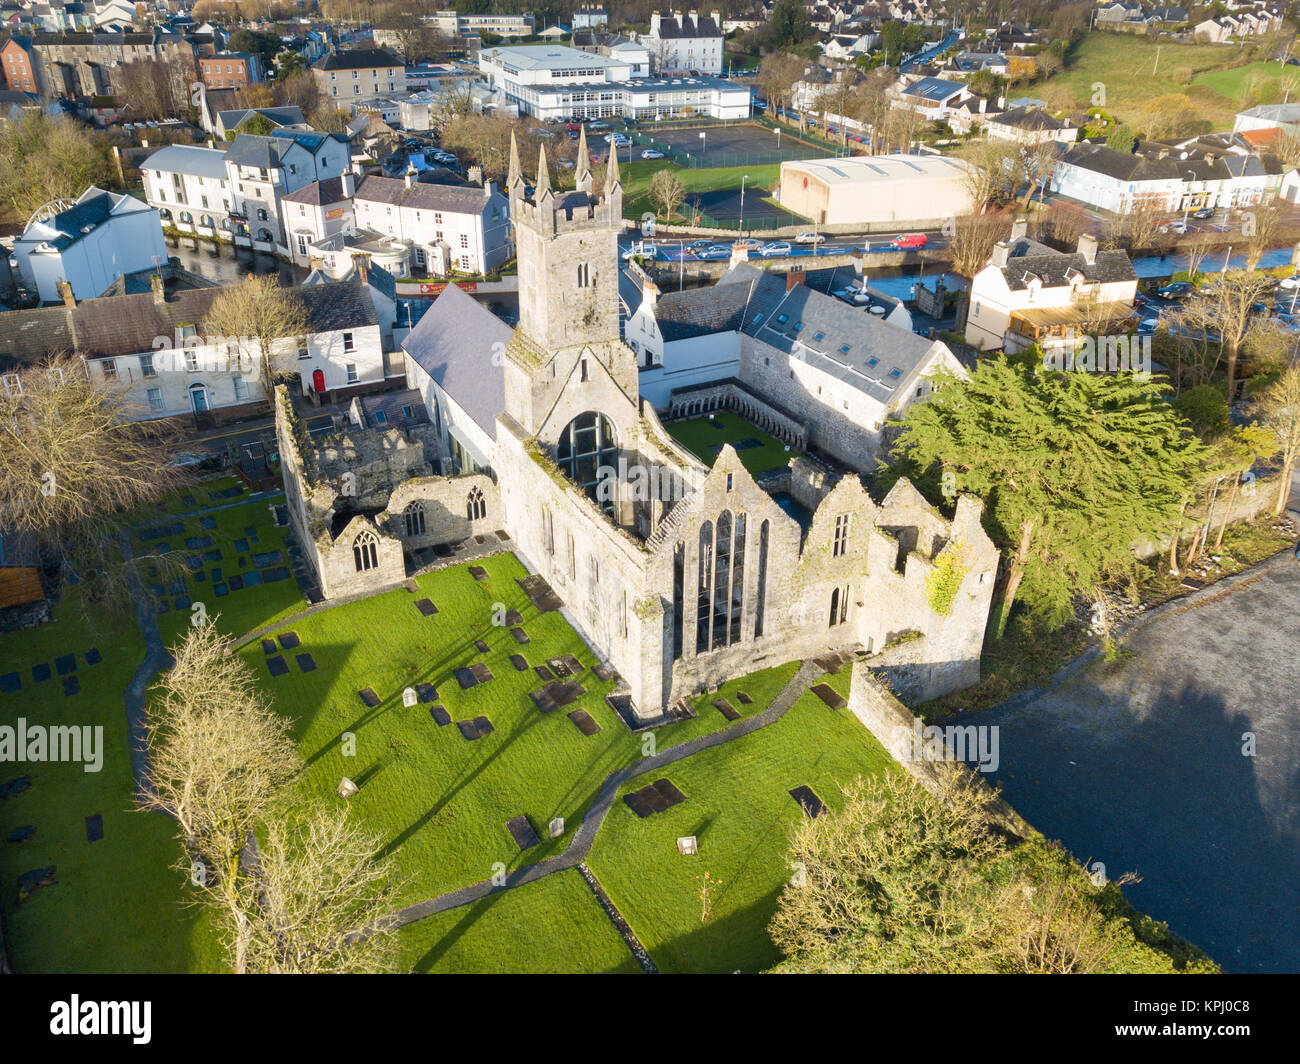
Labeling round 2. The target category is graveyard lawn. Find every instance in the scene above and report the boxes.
[586,668,893,974]
[0,589,219,972]
[666,411,796,476]
[397,868,642,973]
[132,490,305,646]
[232,550,803,909]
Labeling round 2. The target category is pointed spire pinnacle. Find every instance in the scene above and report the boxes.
[536,143,552,200]
[604,141,621,195]
[575,124,592,190]
[507,130,521,192]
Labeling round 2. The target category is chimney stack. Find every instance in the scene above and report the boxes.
[342,169,355,198]
[352,252,370,284]
[786,269,805,291]
[1010,216,1028,242]
[990,241,1011,268]
[729,242,750,268]
[404,165,416,189]
[467,164,483,186]
[641,278,659,308]
[150,272,165,304]
[1077,233,1098,266]
[57,279,76,308]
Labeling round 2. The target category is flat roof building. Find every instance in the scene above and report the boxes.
[779,154,975,226]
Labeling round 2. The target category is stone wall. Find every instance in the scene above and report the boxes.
[385,473,501,549]
[847,661,1032,839]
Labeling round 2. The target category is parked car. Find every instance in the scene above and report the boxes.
[622,243,652,260]
[697,246,731,260]
[686,239,713,250]
[1156,281,1193,299]
[1192,207,1215,220]
[604,133,630,146]
[760,241,793,256]
[890,233,927,249]
[1278,274,1300,290]
[1137,316,1160,334]
[795,232,826,244]
[640,149,665,159]
[1158,221,1189,235]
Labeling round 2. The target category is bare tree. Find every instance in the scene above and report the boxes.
[143,624,301,973]
[1191,270,1275,398]
[0,353,184,606]
[202,275,310,400]
[0,111,112,218]
[650,168,686,220]
[948,209,1013,279]
[1241,203,1296,272]
[956,138,1018,213]
[1018,139,1060,210]
[1255,366,1300,515]
[242,806,403,974]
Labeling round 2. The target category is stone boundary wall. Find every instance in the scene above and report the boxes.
[847,660,1033,841]
[1134,473,1284,560]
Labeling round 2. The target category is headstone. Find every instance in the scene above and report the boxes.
[337,777,360,798]
[549,816,565,838]
[677,836,698,856]
[402,686,418,707]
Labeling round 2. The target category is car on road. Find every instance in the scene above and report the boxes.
[697,246,731,260]
[686,239,713,250]
[1156,281,1193,299]
[1192,207,1215,219]
[640,149,665,159]
[795,232,826,244]
[890,233,927,249]
[621,243,652,260]
[760,241,793,256]
[735,237,762,251]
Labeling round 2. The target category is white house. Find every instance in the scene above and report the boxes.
[895,77,973,121]
[985,108,1078,146]
[352,172,512,277]
[0,274,387,423]
[965,225,1139,353]
[280,174,357,267]
[12,187,167,304]
[141,130,351,251]
[644,9,724,75]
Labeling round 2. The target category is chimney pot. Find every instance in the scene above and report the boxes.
[786,269,805,291]
[990,241,1010,268]
[1010,216,1028,241]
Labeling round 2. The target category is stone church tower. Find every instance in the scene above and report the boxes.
[502,129,639,442]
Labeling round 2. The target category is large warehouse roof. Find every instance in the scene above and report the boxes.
[782,154,972,186]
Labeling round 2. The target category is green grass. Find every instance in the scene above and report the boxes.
[396,869,642,973]
[621,160,781,223]
[666,410,796,476]
[0,589,218,972]
[587,669,893,973]
[234,550,802,909]
[1048,31,1267,130]
[132,487,305,647]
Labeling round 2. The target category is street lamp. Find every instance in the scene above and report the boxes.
[739,174,747,233]
[699,130,706,159]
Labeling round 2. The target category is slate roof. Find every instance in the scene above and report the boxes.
[1059,141,1282,183]
[998,240,1136,291]
[651,265,945,405]
[216,105,305,130]
[141,143,228,180]
[355,175,489,214]
[400,283,512,440]
[0,280,377,368]
[902,76,964,101]
[358,388,429,429]
[282,176,349,205]
[991,107,1072,131]
[24,189,118,251]
[653,11,722,37]
[313,47,400,70]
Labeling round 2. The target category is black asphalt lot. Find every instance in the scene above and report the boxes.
[634,121,831,166]
[979,558,1300,972]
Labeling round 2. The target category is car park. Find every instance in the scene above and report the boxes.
[640,149,665,159]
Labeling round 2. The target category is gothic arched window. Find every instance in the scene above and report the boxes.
[353,530,379,572]
[466,485,486,521]
[556,411,618,512]
[404,502,425,537]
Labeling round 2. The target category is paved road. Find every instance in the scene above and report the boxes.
[979,556,1300,973]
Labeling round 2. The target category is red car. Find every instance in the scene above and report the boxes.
[891,233,927,249]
